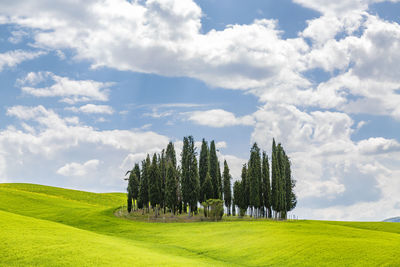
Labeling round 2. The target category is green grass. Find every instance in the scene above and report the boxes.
[1,183,399,266]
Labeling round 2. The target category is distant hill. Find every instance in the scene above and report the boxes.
[2,183,400,266]
[383,217,400,222]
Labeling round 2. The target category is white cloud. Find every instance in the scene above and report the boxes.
[0,0,309,99]
[0,50,45,71]
[19,72,112,104]
[57,159,100,177]
[66,104,114,115]
[0,105,170,191]
[357,138,400,155]
[187,109,255,127]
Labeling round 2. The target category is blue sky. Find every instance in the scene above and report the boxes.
[0,0,400,221]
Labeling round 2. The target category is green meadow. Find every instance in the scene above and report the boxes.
[1,183,399,266]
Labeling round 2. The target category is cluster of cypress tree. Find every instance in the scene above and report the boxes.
[126,136,296,219]
[126,136,229,216]
[233,139,297,219]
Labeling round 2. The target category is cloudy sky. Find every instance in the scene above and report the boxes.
[0,0,400,221]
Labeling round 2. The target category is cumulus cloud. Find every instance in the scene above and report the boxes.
[18,72,112,104]
[0,105,170,191]
[57,159,100,177]
[187,109,255,127]
[0,50,45,71]
[66,104,114,115]
[0,0,309,97]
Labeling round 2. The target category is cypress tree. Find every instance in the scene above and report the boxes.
[149,153,161,217]
[262,152,272,218]
[276,144,287,219]
[134,163,141,185]
[166,141,177,169]
[138,156,150,213]
[165,162,178,215]
[233,180,246,217]
[271,139,279,218]
[241,164,249,213]
[159,150,167,213]
[217,161,222,199]
[181,136,199,216]
[209,140,219,199]
[126,168,139,212]
[203,172,213,201]
[199,139,209,203]
[283,147,297,217]
[222,160,232,216]
[248,143,261,217]
[181,137,189,213]
[127,182,133,213]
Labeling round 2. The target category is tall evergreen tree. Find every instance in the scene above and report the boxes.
[126,168,139,212]
[282,147,297,217]
[233,180,246,217]
[134,163,141,186]
[217,161,222,199]
[209,140,220,199]
[241,164,249,213]
[276,144,287,219]
[159,150,167,213]
[149,153,161,217]
[271,139,279,218]
[181,136,200,216]
[222,160,232,216]
[203,172,213,201]
[165,142,177,169]
[262,152,272,218]
[165,162,178,215]
[199,139,209,203]
[248,143,261,217]
[138,155,150,212]
[127,182,133,213]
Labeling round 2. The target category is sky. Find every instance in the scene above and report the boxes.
[0,0,400,221]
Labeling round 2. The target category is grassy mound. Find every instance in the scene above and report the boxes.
[1,183,399,266]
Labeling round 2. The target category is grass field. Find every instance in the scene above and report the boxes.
[0,183,399,266]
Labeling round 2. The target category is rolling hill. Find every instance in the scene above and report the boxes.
[1,183,400,266]
[383,217,400,223]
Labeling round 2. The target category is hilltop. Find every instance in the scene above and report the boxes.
[384,217,400,222]
[1,183,400,266]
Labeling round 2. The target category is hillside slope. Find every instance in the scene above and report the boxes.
[1,183,400,266]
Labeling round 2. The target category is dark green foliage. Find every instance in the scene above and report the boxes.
[277,144,287,219]
[241,164,249,209]
[165,162,178,214]
[125,136,297,220]
[181,136,200,215]
[165,142,177,169]
[138,156,150,211]
[203,172,213,201]
[134,163,141,185]
[159,150,166,212]
[209,140,220,199]
[271,139,279,215]
[262,152,272,218]
[126,169,139,212]
[222,160,232,216]
[248,143,261,216]
[127,184,133,213]
[149,153,161,216]
[233,180,246,217]
[199,139,209,203]
[217,161,222,199]
[284,150,297,213]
